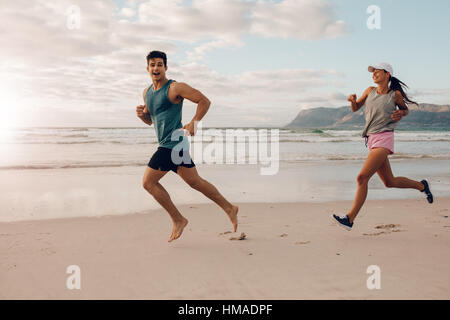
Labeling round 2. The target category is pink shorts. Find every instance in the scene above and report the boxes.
[367,131,394,154]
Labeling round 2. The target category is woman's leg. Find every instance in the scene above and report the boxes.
[376,157,424,190]
[347,148,390,223]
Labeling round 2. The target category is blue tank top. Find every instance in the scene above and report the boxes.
[145,79,188,150]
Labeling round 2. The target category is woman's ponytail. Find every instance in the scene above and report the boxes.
[389,75,418,105]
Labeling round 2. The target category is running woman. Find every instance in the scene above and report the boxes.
[333,62,433,230]
[136,51,238,242]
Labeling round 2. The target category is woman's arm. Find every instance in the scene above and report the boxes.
[348,86,374,112]
[391,90,409,121]
[394,90,409,114]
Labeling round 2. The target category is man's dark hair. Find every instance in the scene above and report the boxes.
[146,50,167,67]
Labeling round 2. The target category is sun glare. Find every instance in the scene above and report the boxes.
[0,79,22,142]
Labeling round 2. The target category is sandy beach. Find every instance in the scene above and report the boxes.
[1,197,449,300]
[3,0,450,304]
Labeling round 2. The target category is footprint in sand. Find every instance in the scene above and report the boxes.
[363,231,389,236]
[425,217,442,223]
[8,241,24,250]
[35,232,52,241]
[364,224,403,236]
[5,264,17,270]
[280,233,288,237]
[375,224,400,229]
[219,231,232,236]
[0,233,25,237]
[41,247,56,255]
[229,232,246,240]
[295,241,310,245]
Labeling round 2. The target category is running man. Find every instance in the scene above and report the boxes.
[136,50,238,242]
[333,62,433,230]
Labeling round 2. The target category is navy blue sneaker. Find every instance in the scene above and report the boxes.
[420,179,433,204]
[333,214,353,231]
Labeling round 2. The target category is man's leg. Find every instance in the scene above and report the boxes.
[177,166,239,232]
[142,167,188,242]
[347,148,390,223]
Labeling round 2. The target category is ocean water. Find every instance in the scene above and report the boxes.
[1,127,450,170]
[1,127,449,222]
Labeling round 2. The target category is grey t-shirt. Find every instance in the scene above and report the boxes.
[361,88,397,138]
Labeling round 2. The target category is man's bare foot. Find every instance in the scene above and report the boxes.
[168,217,189,242]
[226,205,239,232]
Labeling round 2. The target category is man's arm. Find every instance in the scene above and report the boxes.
[136,88,152,126]
[172,82,210,135]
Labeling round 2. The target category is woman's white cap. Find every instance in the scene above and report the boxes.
[368,62,393,75]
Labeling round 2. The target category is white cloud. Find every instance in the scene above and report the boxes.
[186,38,244,61]
[167,63,347,126]
[1,0,348,64]
[0,0,121,65]
[119,7,136,18]
[0,0,351,127]
[250,0,347,40]
[410,88,450,105]
[137,0,252,42]
[135,0,347,61]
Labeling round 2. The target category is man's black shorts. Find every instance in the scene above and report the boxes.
[148,147,195,173]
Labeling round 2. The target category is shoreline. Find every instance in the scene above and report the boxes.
[0,196,446,225]
[2,159,450,223]
[1,198,449,299]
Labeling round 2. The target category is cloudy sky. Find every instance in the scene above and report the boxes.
[1,0,449,128]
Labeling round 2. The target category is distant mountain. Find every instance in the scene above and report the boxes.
[286,103,450,130]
